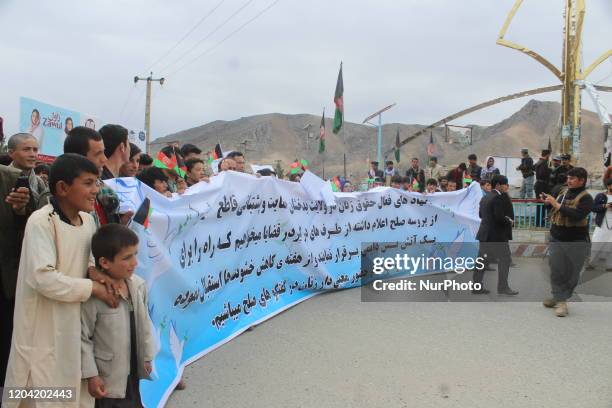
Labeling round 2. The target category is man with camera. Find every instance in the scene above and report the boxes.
[0,135,39,386]
[541,167,593,317]
[6,133,49,209]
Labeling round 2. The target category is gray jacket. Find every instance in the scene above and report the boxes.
[81,274,156,398]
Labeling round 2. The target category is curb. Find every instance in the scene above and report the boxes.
[509,243,548,257]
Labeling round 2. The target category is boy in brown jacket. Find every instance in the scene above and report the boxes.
[81,224,155,407]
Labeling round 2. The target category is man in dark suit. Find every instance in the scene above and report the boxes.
[472,175,519,295]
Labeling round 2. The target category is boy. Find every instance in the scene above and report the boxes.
[82,224,155,407]
[480,179,492,193]
[426,178,440,194]
[136,167,172,197]
[4,154,117,407]
[390,175,402,189]
[158,147,186,194]
[184,158,208,187]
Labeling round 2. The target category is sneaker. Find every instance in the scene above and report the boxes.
[554,301,568,317]
[542,298,557,308]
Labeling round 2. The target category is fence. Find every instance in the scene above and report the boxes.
[512,199,594,231]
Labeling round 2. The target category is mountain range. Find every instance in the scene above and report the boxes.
[154,100,607,180]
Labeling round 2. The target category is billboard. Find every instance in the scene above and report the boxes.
[20,97,80,158]
[20,97,147,161]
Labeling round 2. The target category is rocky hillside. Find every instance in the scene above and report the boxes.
[153,100,607,180]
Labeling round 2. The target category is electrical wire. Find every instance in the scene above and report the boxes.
[167,0,281,77]
[118,84,138,122]
[125,86,147,127]
[158,0,256,74]
[144,0,227,74]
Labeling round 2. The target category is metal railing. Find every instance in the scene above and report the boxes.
[512,199,594,231]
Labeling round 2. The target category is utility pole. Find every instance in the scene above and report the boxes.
[134,72,165,153]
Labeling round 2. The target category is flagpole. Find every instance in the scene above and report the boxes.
[322,155,325,179]
[340,61,346,179]
[319,106,326,179]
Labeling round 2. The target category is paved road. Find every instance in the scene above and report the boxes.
[167,258,612,408]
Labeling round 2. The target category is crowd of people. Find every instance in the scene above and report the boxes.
[0,124,611,406]
[364,148,590,199]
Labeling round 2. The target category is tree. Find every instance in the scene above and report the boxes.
[274,160,285,179]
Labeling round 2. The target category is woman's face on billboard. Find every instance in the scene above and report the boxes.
[31,110,40,126]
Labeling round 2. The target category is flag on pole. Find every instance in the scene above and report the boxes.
[153,151,186,178]
[212,143,223,160]
[332,62,344,134]
[427,132,436,157]
[394,128,401,163]
[319,109,326,153]
[290,159,309,175]
[133,198,152,229]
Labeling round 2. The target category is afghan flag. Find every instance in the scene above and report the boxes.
[330,176,342,192]
[332,62,344,134]
[290,159,309,175]
[133,198,152,229]
[395,128,401,163]
[427,132,436,157]
[154,151,186,178]
[212,143,223,160]
[319,109,326,153]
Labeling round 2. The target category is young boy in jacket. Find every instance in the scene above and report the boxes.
[82,223,155,407]
[3,154,117,407]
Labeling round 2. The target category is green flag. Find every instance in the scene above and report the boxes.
[332,62,343,134]
[319,109,326,153]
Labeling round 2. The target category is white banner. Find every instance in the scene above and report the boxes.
[105,171,483,407]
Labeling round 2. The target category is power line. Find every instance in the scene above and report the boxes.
[119,84,138,122]
[143,0,227,74]
[125,86,147,126]
[158,0,255,74]
[167,0,281,77]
